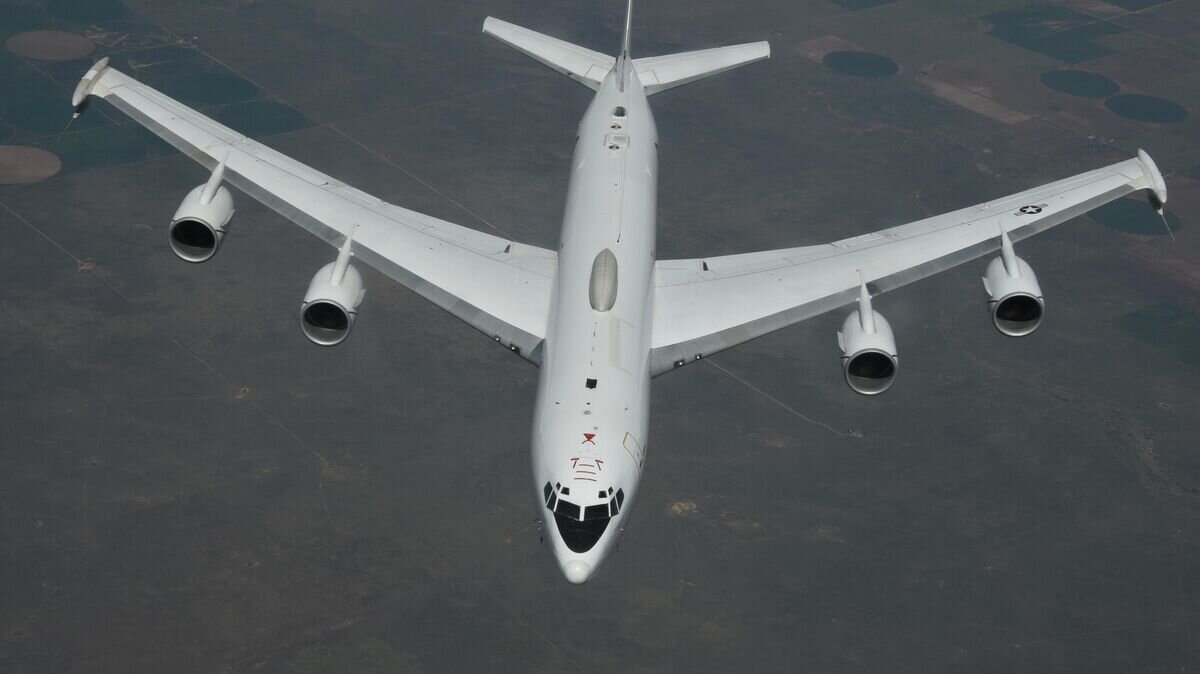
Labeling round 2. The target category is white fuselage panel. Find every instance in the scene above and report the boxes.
[532,66,658,582]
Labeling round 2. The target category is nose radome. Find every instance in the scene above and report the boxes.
[561,559,593,584]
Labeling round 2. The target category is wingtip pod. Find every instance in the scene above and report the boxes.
[71,57,110,116]
[1136,149,1168,213]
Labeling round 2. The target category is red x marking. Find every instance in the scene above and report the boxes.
[582,433,596,444]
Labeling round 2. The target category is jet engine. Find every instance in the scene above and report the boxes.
[169,158,233,263]
[837,280,898,395]
[982,228,1044,337]
[300,231,364,346]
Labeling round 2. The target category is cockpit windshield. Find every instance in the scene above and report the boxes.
[543,482,625,553]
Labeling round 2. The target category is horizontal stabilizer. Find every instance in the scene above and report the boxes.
[483,17,615,90]
[634,42,770,95]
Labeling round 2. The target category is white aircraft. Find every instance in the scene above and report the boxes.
[70,2,1169,583]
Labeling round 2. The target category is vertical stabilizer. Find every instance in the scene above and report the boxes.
[617,0,634,91]
[621,0,634,59]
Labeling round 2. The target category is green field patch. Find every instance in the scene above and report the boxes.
[0,63,108,140]
[0,46,22,70]
[1119,304,1200,367]
[0,5,53,39]
[213,100,312,139]
[823,51,899,78]
[1105,0,1162,9]
[828,0,899,9]
[158,71,260,107]
[1105,94,1188,124]
[1040,69,1120,98]
[4,93,76,136]
[984,6,1127,62]
[43,45,205,87]
[1088,197,1181,235]
[983,6,1094,43]
[1022,22,1127,63]
[33,119,171,176]
[46,0,128,23]
[46,47,263,111]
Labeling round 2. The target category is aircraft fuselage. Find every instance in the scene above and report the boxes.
[532,63,658,583]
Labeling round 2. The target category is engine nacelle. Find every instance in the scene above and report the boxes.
[169,159,234,263]
[837,308,898,396]
[983,255,1044,337]
[300,260,365,347]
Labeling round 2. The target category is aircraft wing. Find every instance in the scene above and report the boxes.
[75,60,556,362]
[649,152,1168,375]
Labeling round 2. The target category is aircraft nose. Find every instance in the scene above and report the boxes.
[561,559,593,584]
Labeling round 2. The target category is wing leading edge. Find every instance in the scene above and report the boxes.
[77,60,555,362]
[650,152,1167,376]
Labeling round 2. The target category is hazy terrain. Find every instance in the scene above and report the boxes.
[2,0,1199,671]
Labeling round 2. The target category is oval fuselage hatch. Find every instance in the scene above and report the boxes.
[589,248,618,312]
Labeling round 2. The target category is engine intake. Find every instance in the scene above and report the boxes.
[837,280,898,396]
[169,158,234,263]
[983,230,1044,337]
[300,233,364,346]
